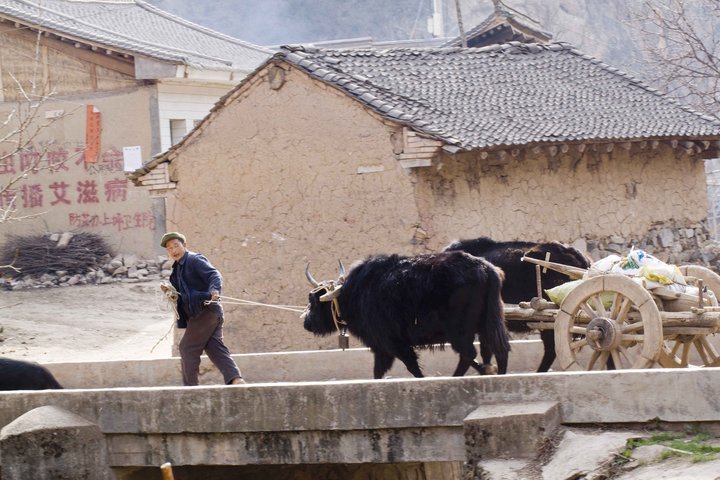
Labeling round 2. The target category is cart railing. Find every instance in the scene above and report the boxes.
[520,255,586,279]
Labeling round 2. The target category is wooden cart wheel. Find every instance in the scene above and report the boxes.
[658,265,720,368]
[659,333,720,368]
[554,274,663,371]
[678,265,720,306]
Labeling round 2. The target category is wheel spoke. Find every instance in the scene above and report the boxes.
[598,351,610,370]
[699,337,720,364]
[609,293,621,317]
[621,334,645,343]
[570,337,589,352]
[611,349,624,369]
[592,294,607,317]
[618,345,644,369]
[681,341,692,367]
[669,340,682,357]
[569,326,587,335]
[621,322,644,333]
[587,350,601,369]
[580,300,597,320]
[614,296,632,324]
[694,338,711,365]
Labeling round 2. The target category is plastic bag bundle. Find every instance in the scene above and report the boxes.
[588,248,686,286]
[546,248,690,305]
[587,254,624,277]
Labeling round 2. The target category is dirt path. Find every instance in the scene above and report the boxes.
[0,281,174,363]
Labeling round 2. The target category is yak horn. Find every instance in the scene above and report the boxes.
[305,263,320,287]
[338,259,346,278]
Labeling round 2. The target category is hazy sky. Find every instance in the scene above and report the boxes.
[145,0,438,47]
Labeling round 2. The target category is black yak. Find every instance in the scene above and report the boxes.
[0,357,63,390]
[302,251,510,379]
[444,237,591,372]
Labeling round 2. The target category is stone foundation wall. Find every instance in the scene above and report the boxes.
[580,219,720,268]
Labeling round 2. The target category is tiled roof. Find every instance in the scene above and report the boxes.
[0,0,271,72]
[281,42,720,151]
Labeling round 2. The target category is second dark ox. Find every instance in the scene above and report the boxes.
[302,251,511,379]
[444,237,591,372]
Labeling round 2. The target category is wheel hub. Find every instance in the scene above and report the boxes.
[586,316,622,351]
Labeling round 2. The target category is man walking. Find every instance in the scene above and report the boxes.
[162,232,245,386]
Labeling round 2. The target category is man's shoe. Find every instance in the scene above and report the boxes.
[230,377,246,385]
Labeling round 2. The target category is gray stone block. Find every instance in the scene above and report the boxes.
[0,405,114,480]
[463,401,561,460]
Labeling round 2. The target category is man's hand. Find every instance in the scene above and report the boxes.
[210,290,220,301]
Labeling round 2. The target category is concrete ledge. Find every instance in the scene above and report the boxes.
[44,339,545,389]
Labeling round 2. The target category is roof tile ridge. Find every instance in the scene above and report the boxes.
[134,0,272,54]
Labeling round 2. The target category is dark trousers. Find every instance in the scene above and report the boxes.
[178,306,241,386]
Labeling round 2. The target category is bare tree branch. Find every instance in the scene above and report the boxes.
[0,27,82,274]
[626,0,720,119]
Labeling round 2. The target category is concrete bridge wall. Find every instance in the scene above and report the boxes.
[2,368,720,469]
[3,341,720,478]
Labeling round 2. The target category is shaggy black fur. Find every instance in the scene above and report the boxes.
[303,251,510,379]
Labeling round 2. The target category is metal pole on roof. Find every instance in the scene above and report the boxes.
[431,0,445,37]
[454,0,467,47]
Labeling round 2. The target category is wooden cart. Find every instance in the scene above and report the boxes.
[504,257,720,371]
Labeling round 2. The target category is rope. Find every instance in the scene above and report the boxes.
[160,282,180,319]
[152,283,306,351]
[331,297,347,333]
[204,295,306,313]
[151,282,180,353]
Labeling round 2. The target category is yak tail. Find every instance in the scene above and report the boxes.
[480,265,511,369]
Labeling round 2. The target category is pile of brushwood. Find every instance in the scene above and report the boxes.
[0,232,112,278]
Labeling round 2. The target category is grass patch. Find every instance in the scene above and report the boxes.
[626,432,720,463]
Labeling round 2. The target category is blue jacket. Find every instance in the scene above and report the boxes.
[169,251,222,328]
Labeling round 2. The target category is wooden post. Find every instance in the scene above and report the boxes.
[536,264,542,299]
[160,462,175,480]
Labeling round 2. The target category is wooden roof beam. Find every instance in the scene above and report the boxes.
[7,27,134,77]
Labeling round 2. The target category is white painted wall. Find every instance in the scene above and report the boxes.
[157,82,233,151]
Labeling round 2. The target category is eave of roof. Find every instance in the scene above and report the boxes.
[130,42,720,183]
